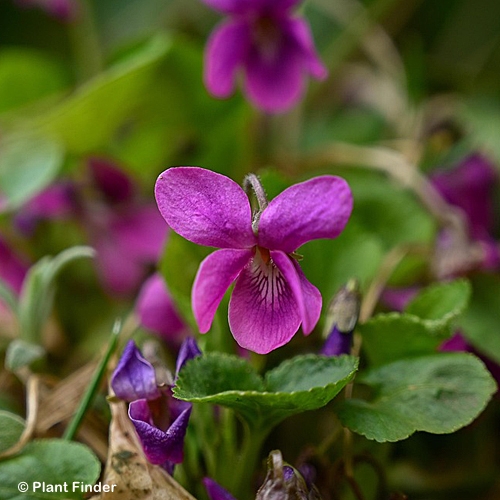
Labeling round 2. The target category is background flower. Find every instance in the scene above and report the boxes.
[203,0,327,112]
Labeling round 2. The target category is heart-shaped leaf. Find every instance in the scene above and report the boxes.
[336,353,496,442]
[174,353,358,429]
[0,439,101,499]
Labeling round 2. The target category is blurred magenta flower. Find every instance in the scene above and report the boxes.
[15,182,75,235]
[86,157,168,295]
[135,273,189,343]
[16,157,168,296]
[203,0,327,113]
[111,338,201,471]
[15,0,78,21]
[431,153,499,270]
[155,167,352,354]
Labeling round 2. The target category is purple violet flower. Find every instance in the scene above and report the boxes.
[202,0,327,113]
[111,337,201,471]
[15,182,75,235]
[155,167,352,354]
[203,478,237,500]
[111,340,161,402]
[135,273,189,344]
[83,157,169,296]
[431,153,500,271]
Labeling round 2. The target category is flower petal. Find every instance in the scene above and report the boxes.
[321,326,353,356]
[286,18,328,79]
[271,251,321,334]
[243,29,304,113]
[228,252,301,353]
[258,176,353,253]
[203,478,237,500]
[129,399,191,465]
[193,248,253,332]
[204,19,251,98]
[111,340,160,401]
[88,157,135,204]
[155,167,255,249]
[135,273,187,341]
[175,337,202,379]
[201,0,252,14]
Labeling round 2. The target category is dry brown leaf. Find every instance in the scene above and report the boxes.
[91,400,197,500]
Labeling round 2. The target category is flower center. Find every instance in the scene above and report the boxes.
[257,245,271,264]
[252,16,283,62]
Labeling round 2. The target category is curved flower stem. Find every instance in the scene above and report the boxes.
[243,173,269,234]
[231,422,269,500]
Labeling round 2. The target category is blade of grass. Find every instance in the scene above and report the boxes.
[63,319,121,441]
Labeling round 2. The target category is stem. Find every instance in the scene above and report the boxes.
[231,423,268,500]
[243,174,269,234]
[63,319,120,440]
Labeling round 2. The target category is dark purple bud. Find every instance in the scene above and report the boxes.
[203,478,237,500]
[321,280,360,356]
[321,326,353,357]
[175,336,202,380]
[111,340,160,401]
[256,450,321,500]
[129,398,191,466]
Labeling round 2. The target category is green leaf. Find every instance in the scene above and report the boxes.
[336,353,496,442]
[18,246,95,346]
[341,169,436,249]
[0,411,25,454]
[175,353,358,429]
[0,133,64,210]
[360,280,471,366]
[459,274,500,365]
[360,313,442,367]
[405,279,471,334]
[35,34,171,155]
[5,340,45,372]
[0,439,101,499]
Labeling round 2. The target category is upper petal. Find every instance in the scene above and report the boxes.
[111,340,160,401]
[228,252,301,353]
[204,20,251,98]
[193,248,253,332]
[258,176,353,253]
[201,0,252,14]
[155,167,255,249]
[271,251,321,334]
